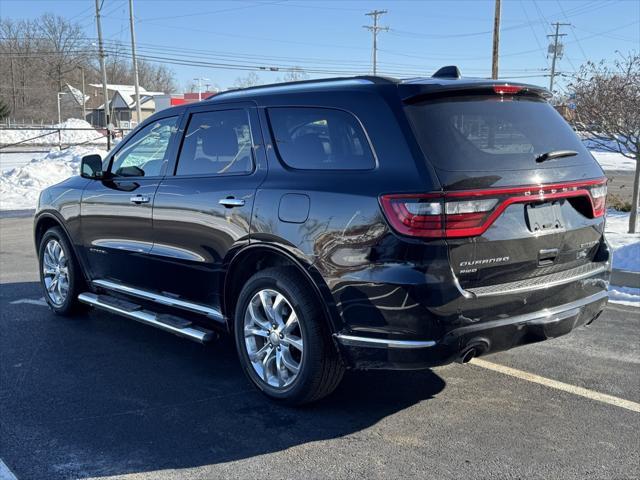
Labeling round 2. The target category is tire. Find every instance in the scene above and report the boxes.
[38,226,85,315]
[234,267,344,405]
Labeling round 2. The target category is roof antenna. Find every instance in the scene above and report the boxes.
[432,66,461,79]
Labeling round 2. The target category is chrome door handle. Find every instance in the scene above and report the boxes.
[130,195,150,204]
[219,198,245,208]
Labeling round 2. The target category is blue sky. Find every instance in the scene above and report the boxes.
[2,0,638,92]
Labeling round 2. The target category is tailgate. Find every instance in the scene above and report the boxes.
[402,92,608,289]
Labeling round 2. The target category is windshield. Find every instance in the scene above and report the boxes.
[405,96,592,171]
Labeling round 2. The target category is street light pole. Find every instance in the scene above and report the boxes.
[56,92,67,148]
[193,77,210,101]
[77,66,86,121]
[57,92,65,125]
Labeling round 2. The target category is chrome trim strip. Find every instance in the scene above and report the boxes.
[466,264,608,297]
[334,334,436,349]
[92,279,224,322]
[78,292,214,343]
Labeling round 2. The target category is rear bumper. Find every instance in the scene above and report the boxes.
[335,290,608,370]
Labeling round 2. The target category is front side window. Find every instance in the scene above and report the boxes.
[176,109,253,176]
[110,116,178,177]
[268,107,375,170]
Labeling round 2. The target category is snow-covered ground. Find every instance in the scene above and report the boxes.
[604,209,639,305]
[0,146,106,211]
[0,118,106,146]
[0,150,47,172]
[590,151,636,172]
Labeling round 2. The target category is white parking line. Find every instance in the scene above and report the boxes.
[470,358,640,413]
[9,298,46,307]
[0,459,18,480]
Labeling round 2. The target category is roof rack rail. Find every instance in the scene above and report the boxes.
[432,66,461,79]
[212,75,398,98]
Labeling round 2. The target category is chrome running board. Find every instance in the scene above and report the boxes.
[92,279,224,323]
[78,292,216,343]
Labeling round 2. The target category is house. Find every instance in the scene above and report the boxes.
[86,84,165,128]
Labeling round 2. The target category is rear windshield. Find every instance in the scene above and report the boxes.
[405,96,592,171]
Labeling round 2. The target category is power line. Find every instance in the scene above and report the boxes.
[363,10,389,76]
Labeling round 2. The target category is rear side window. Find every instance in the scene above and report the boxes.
[268,107,375,170]
[405,96,591,171]
[176,109,253,176]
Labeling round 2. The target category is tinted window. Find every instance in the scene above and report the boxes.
[177,109,253,176]
[111,116,178,177]
[268,107,375,170]
[405,96,591,171]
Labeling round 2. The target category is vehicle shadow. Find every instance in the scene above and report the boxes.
[0,281,446,479]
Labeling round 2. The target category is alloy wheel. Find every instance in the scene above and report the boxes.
[42,239,69,306]
[243,289,304,388]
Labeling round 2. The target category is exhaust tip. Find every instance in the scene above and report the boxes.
[457,348,477,364]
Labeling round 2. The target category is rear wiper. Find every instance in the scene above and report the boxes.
[535,150,578,163]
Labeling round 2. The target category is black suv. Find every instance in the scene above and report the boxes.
[35,68,610,404]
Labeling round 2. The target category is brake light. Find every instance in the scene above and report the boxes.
[589,183,607,217]
[493,84,523,95]
[380,178,607,239]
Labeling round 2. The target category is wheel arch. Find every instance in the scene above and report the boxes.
[34,211,90,285]
[222,243,343,335]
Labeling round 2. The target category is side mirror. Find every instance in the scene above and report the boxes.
[80,154,104,179]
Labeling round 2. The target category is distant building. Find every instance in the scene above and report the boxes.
[85,84,165,128]
[155,92,218,111]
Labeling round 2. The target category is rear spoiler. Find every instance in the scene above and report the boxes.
[400,81,552,104]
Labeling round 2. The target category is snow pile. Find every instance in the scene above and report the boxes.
[591,151,636,172]
[0,118,107,146]
[0,146,106,210]
[605,209,640,252]
[611,242,640,273]
[608,286,640,308]
[604,209,640,305]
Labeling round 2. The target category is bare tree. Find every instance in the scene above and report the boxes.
[137,60,177,93]
[571,53,640,233]
[39,14,87,93]
[278,67,309,83]
[0,97,10,120]
[232,71,262,89]
[0,15,177,123]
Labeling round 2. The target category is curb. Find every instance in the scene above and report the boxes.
[611,269,640,289]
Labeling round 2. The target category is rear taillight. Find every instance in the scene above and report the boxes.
[589,183,607,217]
[380,178,607,239]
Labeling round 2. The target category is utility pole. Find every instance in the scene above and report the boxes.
[491,0,501,79]
[363,10,389,76]
[548,22,570,94]
[95,0,111,149]
[129,0,142,124]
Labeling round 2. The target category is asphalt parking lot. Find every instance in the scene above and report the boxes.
[1,216,638,480]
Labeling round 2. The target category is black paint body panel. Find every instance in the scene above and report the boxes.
[35,77,611,370]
